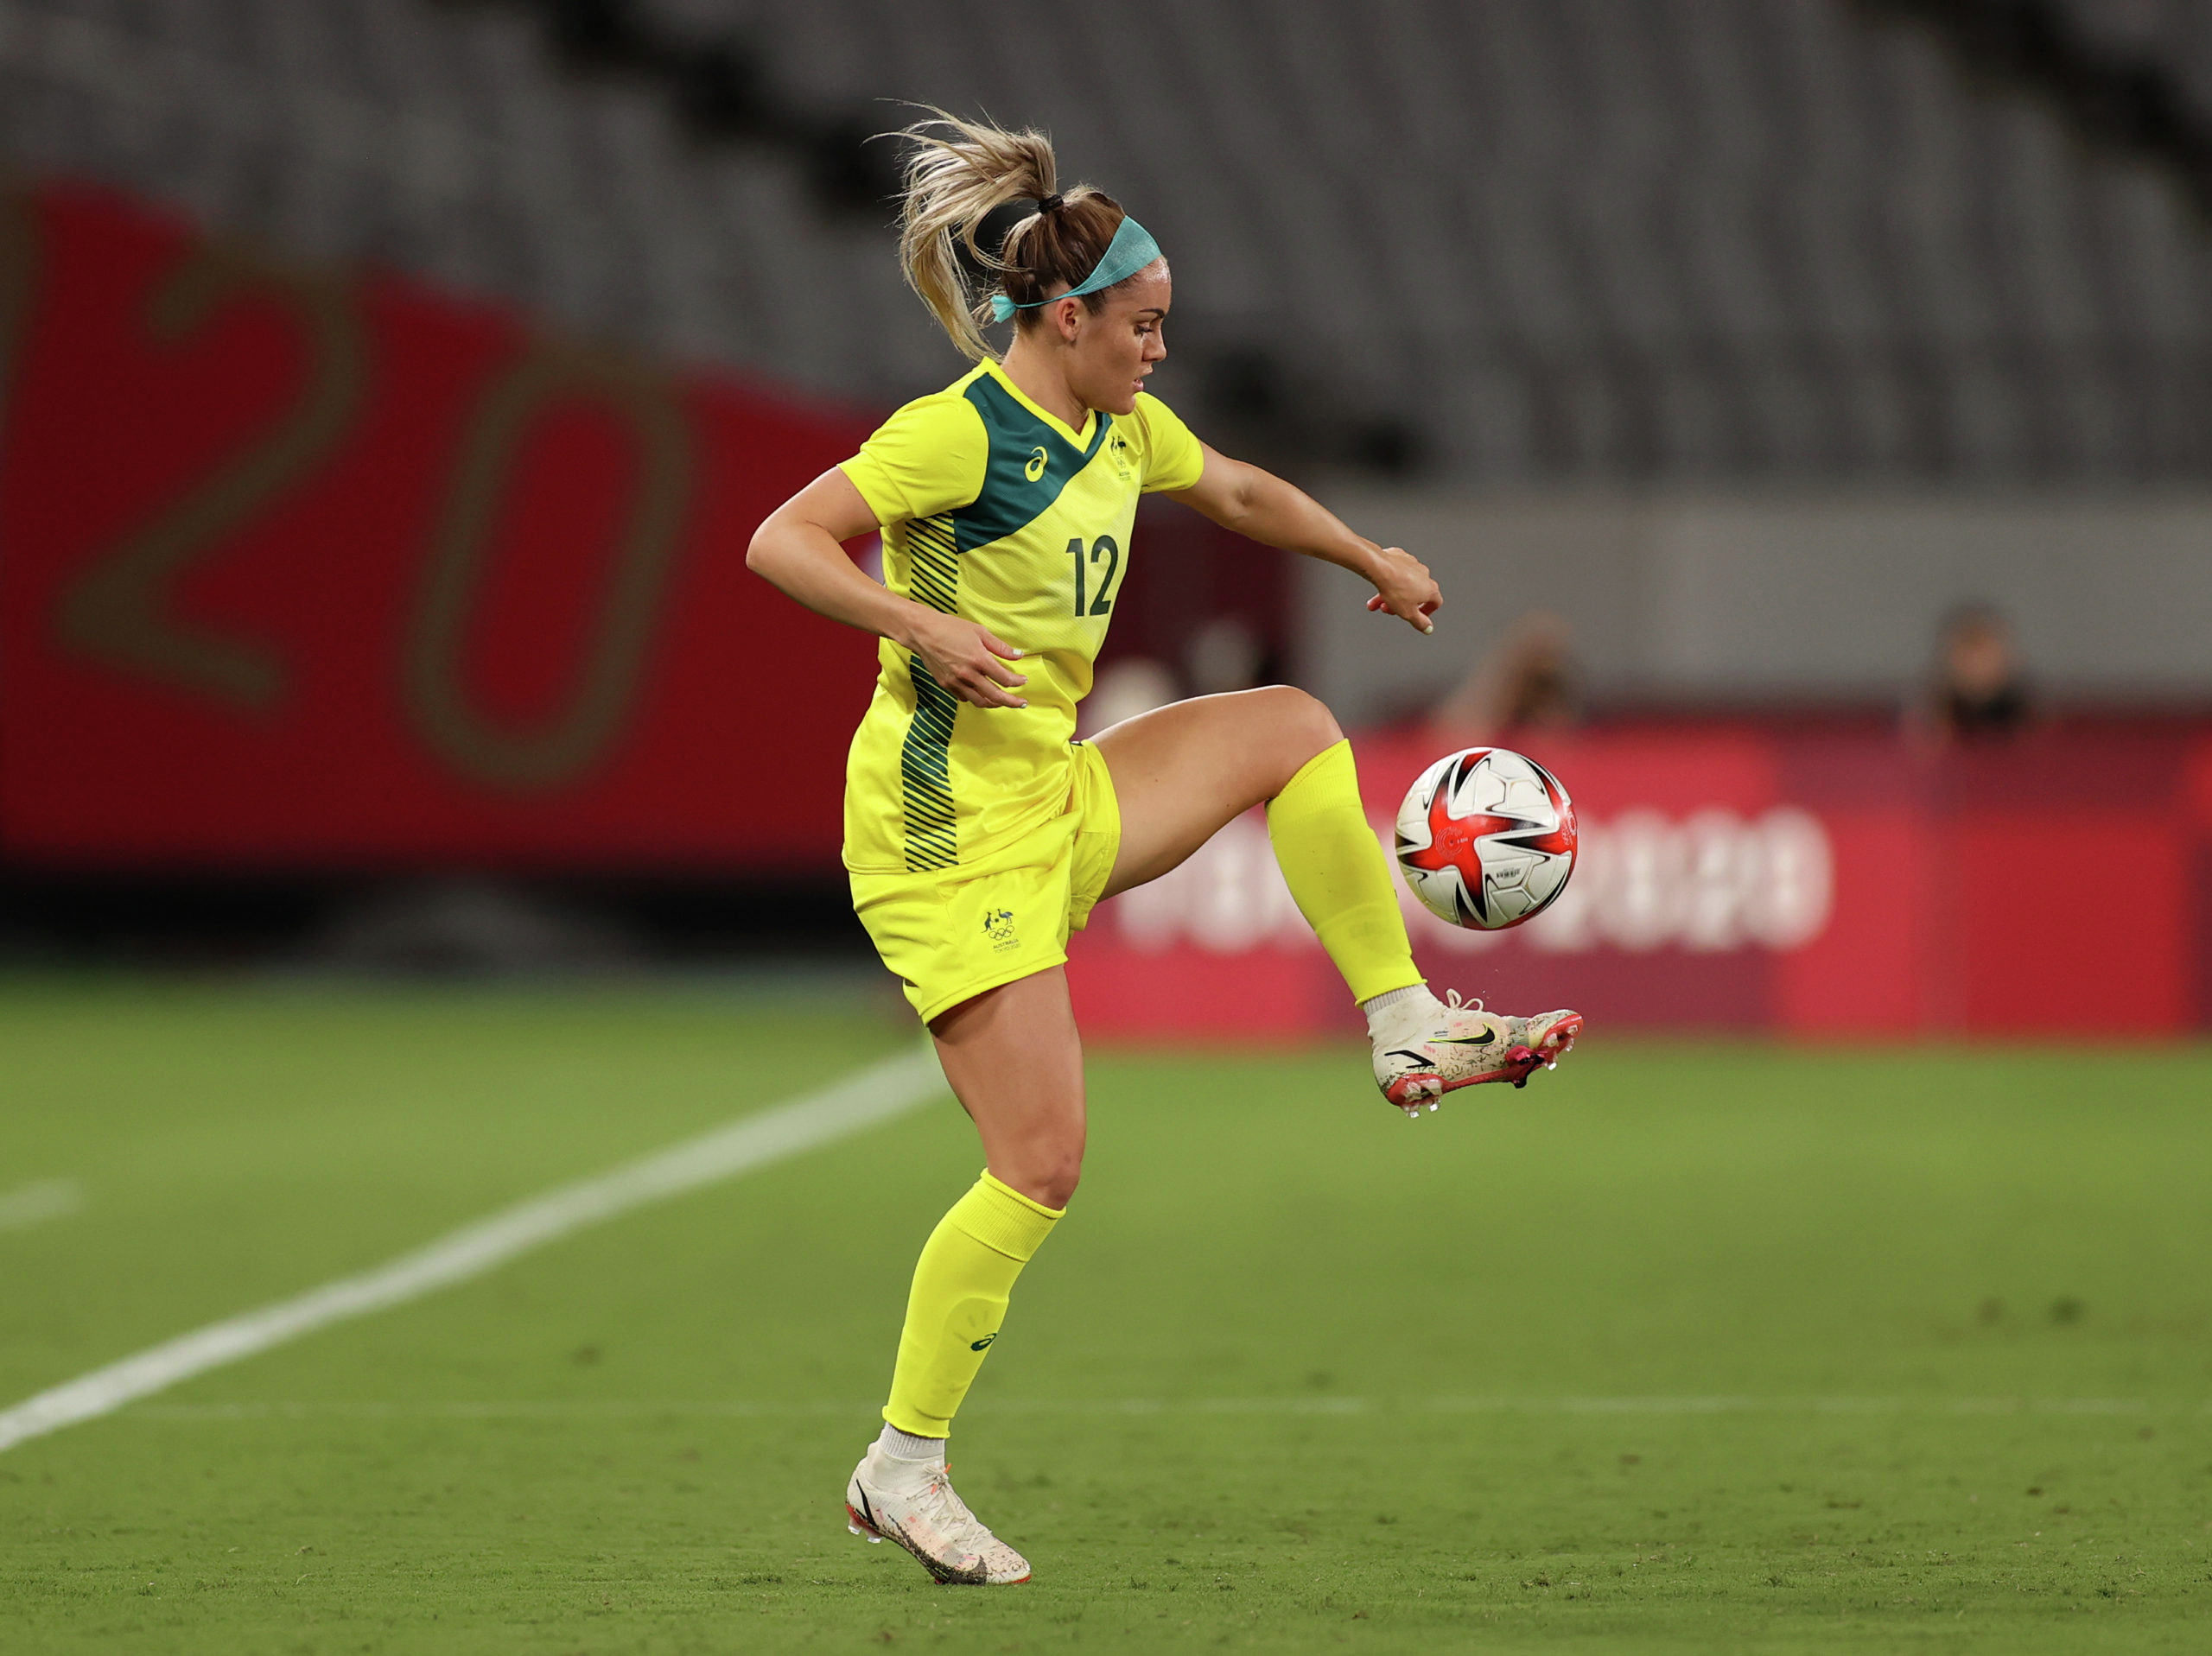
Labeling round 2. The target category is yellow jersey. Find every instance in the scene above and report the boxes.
[837,359,1206,874]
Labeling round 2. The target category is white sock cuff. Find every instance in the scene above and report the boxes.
[876,1424,945,1462]
[1360,983,1432,1016]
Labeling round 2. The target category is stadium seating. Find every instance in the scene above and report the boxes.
[7,0,2212,483]
[2041,0,2212,127]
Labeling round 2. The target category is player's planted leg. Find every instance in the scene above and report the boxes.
[849,1171,1058,1584]
[845,972,1077,1584]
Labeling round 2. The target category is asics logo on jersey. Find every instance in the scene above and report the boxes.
[1024,446,1048,481]
[969,1333,998,1351]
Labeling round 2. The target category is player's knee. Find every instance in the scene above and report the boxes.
[1033,1145,1084,1209]
[995,1133,1083,1210]
[1251,685,1343,768]
[1015,1138,1084,1209]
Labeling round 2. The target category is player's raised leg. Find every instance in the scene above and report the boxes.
[1092,687,1582,1111]
[846,968,1080,1585]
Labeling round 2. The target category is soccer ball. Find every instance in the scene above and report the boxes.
[1395,747,1578,930]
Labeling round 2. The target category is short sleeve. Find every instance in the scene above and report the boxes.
[838,393,989,527]
[1134,392,1206,494]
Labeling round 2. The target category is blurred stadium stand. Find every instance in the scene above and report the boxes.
[10,0,2212,484]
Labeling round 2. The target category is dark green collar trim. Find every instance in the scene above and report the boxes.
[968,371,1111,465]
[955,376,1114,553]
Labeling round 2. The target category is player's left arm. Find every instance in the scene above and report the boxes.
[1165,443,1439,635]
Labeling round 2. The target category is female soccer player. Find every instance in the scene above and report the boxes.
[747,115,1582,1585]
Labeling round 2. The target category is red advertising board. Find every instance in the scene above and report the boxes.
[1067,726,2212,1038]
[0,181,878,867]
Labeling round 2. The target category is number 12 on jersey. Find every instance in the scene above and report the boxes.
[1065,536,1120,617]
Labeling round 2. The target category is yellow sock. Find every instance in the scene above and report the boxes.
[1267,739,1424,1005]
[882,1171,1063,1438]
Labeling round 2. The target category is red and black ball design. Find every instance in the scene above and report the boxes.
[1395,747,1578,930]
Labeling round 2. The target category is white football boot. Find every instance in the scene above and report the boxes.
[1370,988,1584,1115]
[845,1445,1031,1585]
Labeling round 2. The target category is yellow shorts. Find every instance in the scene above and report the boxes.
[850,741,1122,1025]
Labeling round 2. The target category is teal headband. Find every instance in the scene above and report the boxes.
[988,214,1162,323]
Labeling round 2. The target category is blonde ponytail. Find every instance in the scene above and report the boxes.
[895,110,1059,361]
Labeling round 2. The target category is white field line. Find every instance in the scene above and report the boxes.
[0,1178,83,1232]
[0,1050,944,1456]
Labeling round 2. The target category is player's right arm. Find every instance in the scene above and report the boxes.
[747,466,1030,710]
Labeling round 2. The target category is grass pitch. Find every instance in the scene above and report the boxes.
[1,980,2208,1653]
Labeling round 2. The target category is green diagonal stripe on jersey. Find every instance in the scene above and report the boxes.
[895,509,963,870]
[899,661,961,871]
[955,375,1112,551]
[905,512,959,615]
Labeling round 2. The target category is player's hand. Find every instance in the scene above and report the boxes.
[903,607,1030,709]
[1363,545,1440,635]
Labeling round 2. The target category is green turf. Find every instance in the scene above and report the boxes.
[1,980,2207,1653]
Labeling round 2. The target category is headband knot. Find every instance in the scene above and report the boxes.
[987,214,1162,324]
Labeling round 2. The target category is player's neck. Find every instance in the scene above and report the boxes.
[996,339,1092,436]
